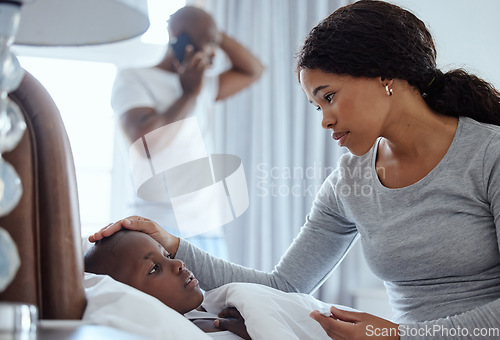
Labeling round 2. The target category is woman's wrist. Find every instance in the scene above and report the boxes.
[169,236,181,258]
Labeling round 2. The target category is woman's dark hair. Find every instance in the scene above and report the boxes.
[296,0,500,125]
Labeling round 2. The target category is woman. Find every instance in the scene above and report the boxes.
[92,1,500,338]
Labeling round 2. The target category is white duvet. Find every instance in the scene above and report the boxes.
[83,273,354,339]
[204,282,357,340]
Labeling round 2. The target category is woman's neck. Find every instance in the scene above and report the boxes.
[380,85,458,160]
[375,85,459,188]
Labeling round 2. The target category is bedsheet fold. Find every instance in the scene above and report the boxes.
[203,282,357,340]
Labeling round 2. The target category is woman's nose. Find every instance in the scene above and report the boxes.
[321,110,336,130]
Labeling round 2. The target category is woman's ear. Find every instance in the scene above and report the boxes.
[380,77,394,96]
[379,77,394,87]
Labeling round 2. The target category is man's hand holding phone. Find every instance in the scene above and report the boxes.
[171,33,211,97]
[171,32,194,63]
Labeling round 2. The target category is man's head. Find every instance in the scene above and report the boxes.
[168,6,220,63]
[84,230,203,314]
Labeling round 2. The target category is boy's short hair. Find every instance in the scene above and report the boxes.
[84,230,128,280]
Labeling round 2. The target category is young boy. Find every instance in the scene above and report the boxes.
[84,230,250,339]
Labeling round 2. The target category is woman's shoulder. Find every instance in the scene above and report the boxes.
[452,117,500,182]
[460,116,500,136]
[458,116,500,152]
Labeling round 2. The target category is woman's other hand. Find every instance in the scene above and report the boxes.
[310,306,399,340]
[88,216,181,257]
[215,307,252,340]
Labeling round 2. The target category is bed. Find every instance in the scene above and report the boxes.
[0,70,351,339]
[82,272,355,340]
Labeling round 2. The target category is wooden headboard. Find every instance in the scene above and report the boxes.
[0,71,86,319]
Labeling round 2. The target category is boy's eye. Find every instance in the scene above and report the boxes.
[315,105,322,112]
[163,250,172,259]
[149,264,159,275]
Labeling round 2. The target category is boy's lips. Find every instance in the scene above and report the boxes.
[184,272,198,288]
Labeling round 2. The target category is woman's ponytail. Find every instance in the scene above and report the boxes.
[422,69,500,126]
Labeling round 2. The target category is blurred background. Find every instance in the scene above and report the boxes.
[12,0,500,320]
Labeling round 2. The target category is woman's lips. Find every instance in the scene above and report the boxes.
[332,131,349,147]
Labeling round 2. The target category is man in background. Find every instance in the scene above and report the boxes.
[111,6,263,237]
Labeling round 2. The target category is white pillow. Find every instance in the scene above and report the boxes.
[83,273,211,340]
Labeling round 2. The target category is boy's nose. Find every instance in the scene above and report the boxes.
[171,259,185,273]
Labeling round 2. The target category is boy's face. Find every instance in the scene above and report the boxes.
[112,232,203,314]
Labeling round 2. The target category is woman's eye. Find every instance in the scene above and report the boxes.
[149,264,159,275]
[325,92,335,102]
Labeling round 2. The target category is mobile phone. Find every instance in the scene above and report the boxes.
[171,32,195,63]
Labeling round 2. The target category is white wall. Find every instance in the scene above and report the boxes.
[389,0,500,88]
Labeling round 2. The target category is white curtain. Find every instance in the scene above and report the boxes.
[201,0,366,304]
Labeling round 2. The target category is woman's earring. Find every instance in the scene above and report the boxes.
[385,84,393,96]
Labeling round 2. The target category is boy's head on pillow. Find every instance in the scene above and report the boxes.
[84,230,203,314]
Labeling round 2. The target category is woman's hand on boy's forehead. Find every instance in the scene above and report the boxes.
[88,216,181,258]
[88,220,123,242]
